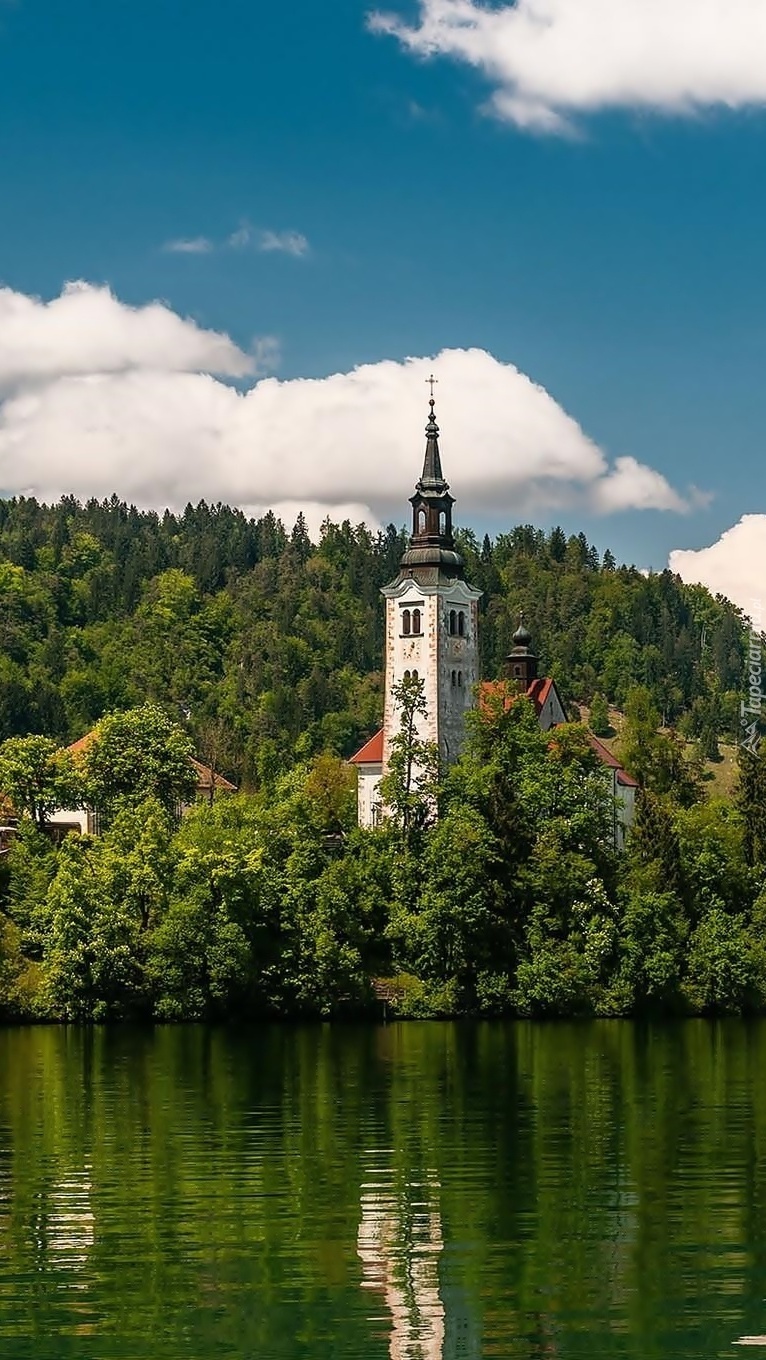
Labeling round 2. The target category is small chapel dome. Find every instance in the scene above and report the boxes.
[512,615,533,649]
[505,613,538,685]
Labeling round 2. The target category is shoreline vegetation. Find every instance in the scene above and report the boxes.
[1,687,765,1023]
[0,495,764,1022]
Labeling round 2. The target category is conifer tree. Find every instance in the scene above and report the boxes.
[589,693,611,737]
[628,790,684,897]
[737,746,766,866]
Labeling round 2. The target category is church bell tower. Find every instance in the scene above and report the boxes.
[381,383,482,771]
[505,615,539,689]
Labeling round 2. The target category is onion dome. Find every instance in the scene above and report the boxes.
[512,614,533,648]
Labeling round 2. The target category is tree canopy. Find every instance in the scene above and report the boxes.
[0,689,763,1022]
[80,704,198,824]
[0,736,80,830]
[0,496,762,1022]
[0,495,748,789]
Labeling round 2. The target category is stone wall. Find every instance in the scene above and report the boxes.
[382,577,482,773]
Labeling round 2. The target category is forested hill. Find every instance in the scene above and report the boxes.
[0,495,746,785]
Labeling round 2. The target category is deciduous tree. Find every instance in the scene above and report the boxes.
[82,704,197,825]
[379,675,439,839]
[0,734,82,830]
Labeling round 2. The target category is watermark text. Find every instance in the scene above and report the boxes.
[741,598,763,755]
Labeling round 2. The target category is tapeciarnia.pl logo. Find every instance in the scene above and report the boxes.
[741,598,763,755]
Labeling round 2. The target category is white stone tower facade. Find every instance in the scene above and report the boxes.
[381,393,482,772]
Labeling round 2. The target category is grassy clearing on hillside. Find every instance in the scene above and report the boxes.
[580,704,739,801]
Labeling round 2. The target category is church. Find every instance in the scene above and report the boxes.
[350,388,637,847]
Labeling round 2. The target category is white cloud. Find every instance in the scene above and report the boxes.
[0,282,254,390]
[258,229,310,257]
[163,237,214,255]
[0,282,695,530]
[593,456,690,514]
[244,500,379,542]
[369,0,766,132]
[165,224,311,257]
[251,335,283,373]
[670,516,766,618]
[227,224,253,249]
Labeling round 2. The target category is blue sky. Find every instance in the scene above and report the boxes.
[1,0,766,603]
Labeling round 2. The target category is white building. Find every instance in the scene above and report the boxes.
[379,395,483,772]
[45,731,236,838]
[586,734,639,852]
[350,392,637,846]
[351,392,481,821]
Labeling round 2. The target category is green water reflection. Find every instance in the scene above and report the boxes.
[0,1022,765,1357]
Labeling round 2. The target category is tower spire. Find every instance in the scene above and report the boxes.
[421,386,445,486]
[409,378,453,547]
[388,375,465,586]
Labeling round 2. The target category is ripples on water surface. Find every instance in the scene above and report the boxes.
[0,1022,765,1357]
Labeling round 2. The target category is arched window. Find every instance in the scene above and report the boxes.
[402,609,411,636]
[403,669,411,680]
[418,509,427,534]
[451,670,456,687]
[513,664,522,679]
[458,610,465,637]
[412,608,421,635]
[439,511,447,535]
[457,672,463,687]
[449,609,456,636]
[412,669,418,680]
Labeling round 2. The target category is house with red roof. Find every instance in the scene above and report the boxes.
[585,734,639,851]
[349,729,385,828]
[45,729,237,837]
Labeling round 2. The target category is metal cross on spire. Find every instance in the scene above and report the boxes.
[426,373,438,400]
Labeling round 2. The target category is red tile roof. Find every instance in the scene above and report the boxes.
[190,757,237,793]
[67,730,97,758]
[479,676,555,716]
[525,676,554,714]
[67,729,237,792]
[350,679,557,766]
[349,729,384,765]
[347,693,639,791]
[616,771,639,788]
[479,679,510,708]
[587,734,639,787]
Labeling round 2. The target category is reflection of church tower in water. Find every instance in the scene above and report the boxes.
[357,1155,480,1359]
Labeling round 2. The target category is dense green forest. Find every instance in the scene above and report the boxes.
[0,494,747,784]
[1,494,762,1024]
[2,685,766,1022]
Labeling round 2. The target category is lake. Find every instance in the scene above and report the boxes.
[0,1021,765,1357]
